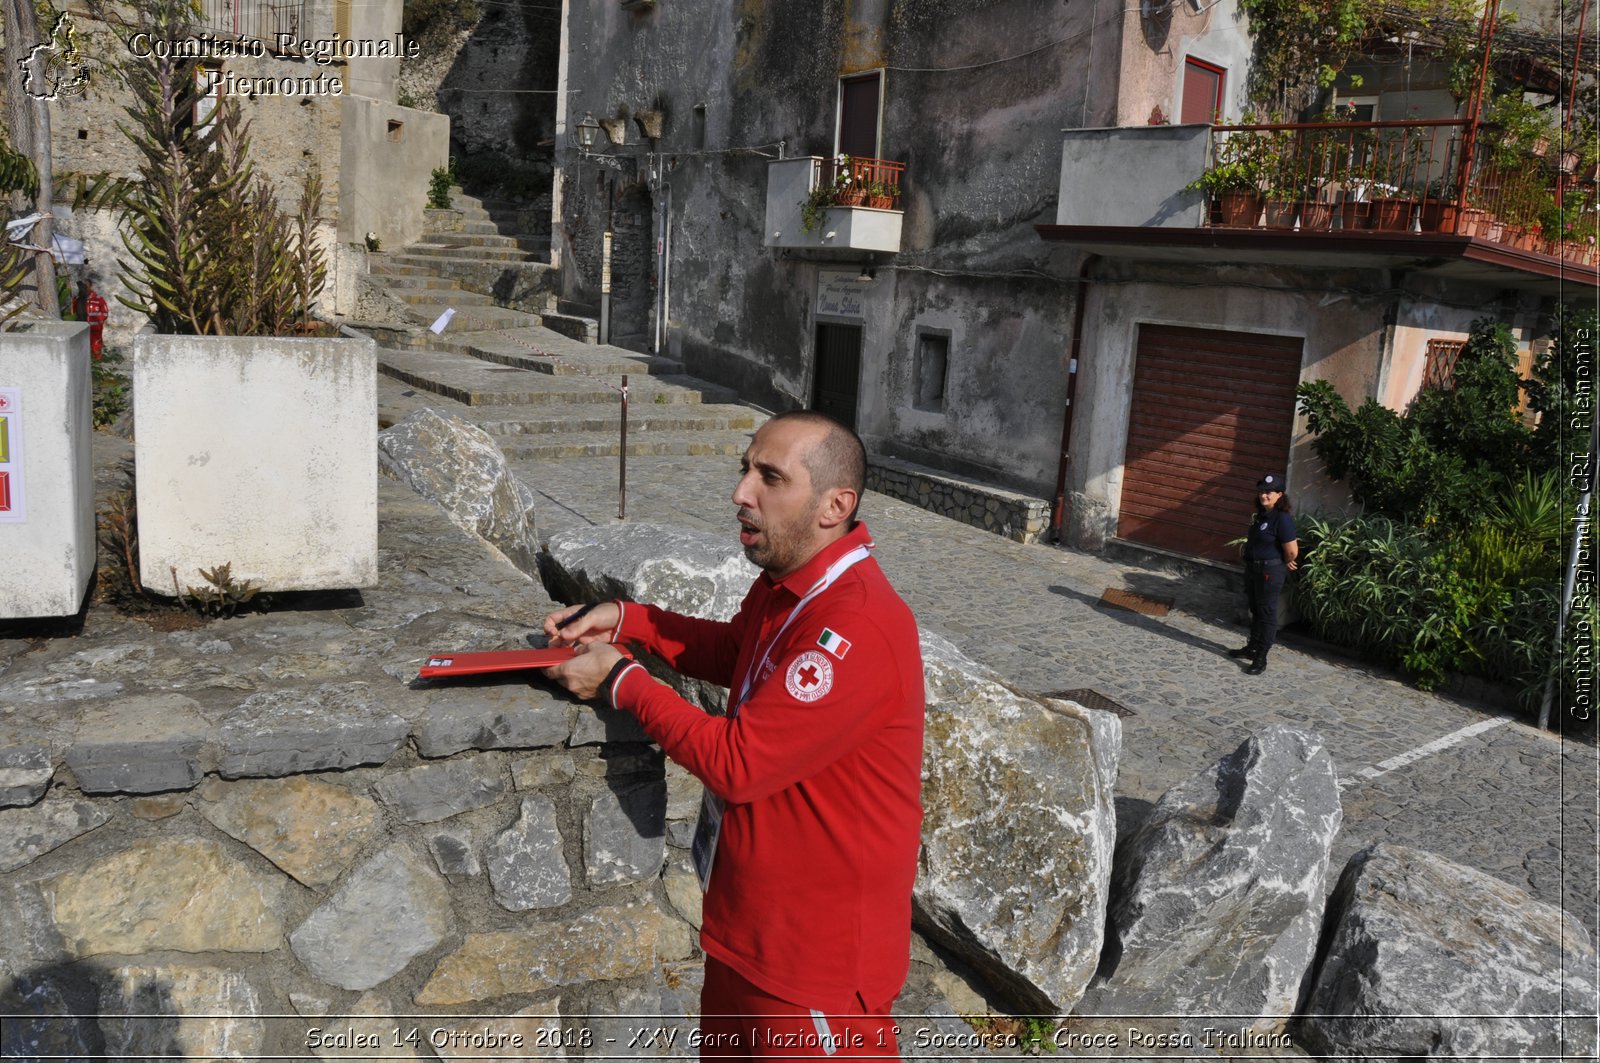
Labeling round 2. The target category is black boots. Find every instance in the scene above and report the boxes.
[1228,644,1256,659]
[1244,651,1268,675]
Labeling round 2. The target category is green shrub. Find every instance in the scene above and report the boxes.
[92,352,130,429]
[428,163,455,210]
[1296,318,1534,528]
[116,0,325,335]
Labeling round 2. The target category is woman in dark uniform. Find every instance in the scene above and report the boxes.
[1229,473,1299,675]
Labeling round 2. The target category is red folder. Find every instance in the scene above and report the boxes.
[419,645,633,679]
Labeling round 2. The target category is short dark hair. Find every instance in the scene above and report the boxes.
[769,410,865,510]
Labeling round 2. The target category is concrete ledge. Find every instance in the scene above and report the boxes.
[541,312,599,344]
[0,322,94,619]
[133,332,379,593]
[867,456,1049,544]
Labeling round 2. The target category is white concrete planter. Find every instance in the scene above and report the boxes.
[0,322,95,619]
[133,332,378,594]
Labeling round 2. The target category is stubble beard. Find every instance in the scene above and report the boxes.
[738,500,818,576]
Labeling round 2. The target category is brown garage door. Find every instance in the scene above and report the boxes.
[1117,324,1303,562]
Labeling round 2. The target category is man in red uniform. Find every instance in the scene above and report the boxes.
[542,411,924,1060]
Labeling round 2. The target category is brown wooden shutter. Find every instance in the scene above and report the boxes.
[1181,59,1225,124]
[1117,324,1303,561]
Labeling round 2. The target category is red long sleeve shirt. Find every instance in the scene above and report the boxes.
[608,523,925,1013]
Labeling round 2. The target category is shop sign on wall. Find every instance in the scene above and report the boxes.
[0,388,25,522]
[817,270,869,320]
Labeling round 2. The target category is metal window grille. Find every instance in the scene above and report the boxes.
[198,0,306,44]
[1422,339,1466,391]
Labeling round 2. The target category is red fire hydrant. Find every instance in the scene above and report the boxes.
[85,289,108,360]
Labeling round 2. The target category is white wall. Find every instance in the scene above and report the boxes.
[0,323,95,618]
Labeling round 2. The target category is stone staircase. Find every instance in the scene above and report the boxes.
[357,195,762,462]
[371,326,763,462]
[367,189,598,341]
[359,189,1041,539]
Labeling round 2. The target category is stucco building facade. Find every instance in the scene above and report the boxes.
[552,0,1590,562]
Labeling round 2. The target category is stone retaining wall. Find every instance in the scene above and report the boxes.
[0,482,702,1060]
[867,458,1050,544]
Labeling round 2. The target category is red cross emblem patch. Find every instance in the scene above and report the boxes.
[784,650,833,703]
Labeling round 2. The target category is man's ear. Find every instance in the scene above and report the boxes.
[817,487,858,530]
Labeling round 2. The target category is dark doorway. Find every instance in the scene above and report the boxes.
[837,74,882,159]
[812,323,863,430]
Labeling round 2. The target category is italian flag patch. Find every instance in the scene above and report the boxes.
[816,628,852,659]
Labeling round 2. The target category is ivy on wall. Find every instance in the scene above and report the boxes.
[1237,0,1483,111]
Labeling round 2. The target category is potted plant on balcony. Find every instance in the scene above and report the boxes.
[832,155,867,206]
[1418,177,1463,233]
[120,0,377,595]
[866,180,898,210]
[1189,123,1271,227]
[1365,181,1413,231]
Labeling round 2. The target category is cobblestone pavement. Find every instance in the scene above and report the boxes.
[397,372,1600,940]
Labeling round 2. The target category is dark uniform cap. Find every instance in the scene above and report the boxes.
[1256,474,1286,492]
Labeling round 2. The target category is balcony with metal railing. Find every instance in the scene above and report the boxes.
[1041,120,1598,292]
[198,0,309,45]
[765,154,905,254]
[1199,119,1596,263]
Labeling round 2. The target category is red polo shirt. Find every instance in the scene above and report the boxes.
[609,522,925,1013]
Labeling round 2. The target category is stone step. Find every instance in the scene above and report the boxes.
[435,334,688,377]
[422,209,493,235]
[423,232,525,251]
[376,346,720,408]
[394,288,497,308]
[368,259,432,277]
[473,402,758,437]
[377,273,464,291]
[501,430,753,461]
[405,303,541,331]
[395,246,536,265]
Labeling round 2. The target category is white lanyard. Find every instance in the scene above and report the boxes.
[694,541,871,893]
[730,543,870,715]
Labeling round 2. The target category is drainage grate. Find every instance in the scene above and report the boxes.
[1041,688,1137,718]
[1098,587,1172,617]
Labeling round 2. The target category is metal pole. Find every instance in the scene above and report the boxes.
[619,374,628,521]
[653,189,665,355]
[599,229,612,346]
[1454,0,1501,213]
[1539,396,1598,730]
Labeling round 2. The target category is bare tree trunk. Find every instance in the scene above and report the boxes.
[3,0,60,317]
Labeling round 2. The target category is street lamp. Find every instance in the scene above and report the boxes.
[574,112,601,154]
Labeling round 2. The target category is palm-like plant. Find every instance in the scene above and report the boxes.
[117,0,325,335]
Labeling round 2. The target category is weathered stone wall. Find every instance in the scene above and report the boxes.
[558,0,1109,492]
[0,477,704,1059]
[867,457,1049,544]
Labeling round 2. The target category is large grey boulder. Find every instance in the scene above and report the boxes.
[914,632,1120,1013]
[1084,726,1342,1028]
[379,408,540,574]
[540,523,759,712]
[1297,843,1598,1062]
[540,523,757,623]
